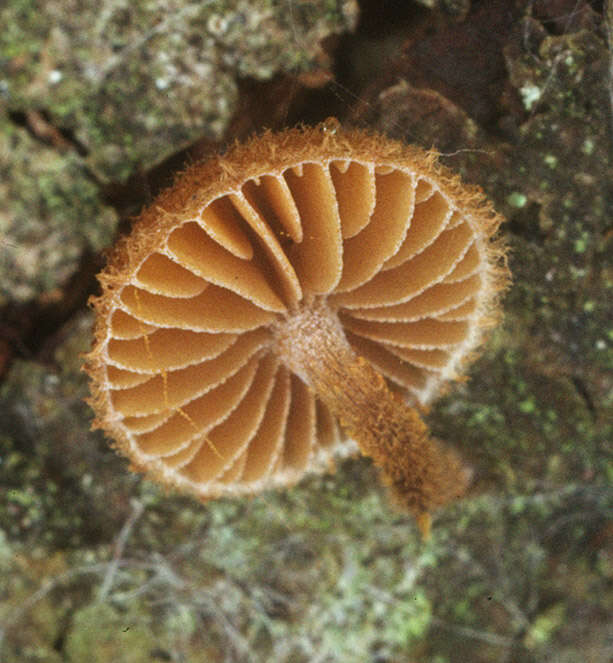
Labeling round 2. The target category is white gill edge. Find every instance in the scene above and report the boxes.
[99,160,490,456]
[417,211,495,405]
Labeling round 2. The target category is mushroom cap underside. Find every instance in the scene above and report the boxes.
[84,124,508,499]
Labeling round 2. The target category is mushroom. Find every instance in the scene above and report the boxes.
[84,122,509,533]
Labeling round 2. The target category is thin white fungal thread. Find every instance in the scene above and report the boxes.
[132,286,224,461]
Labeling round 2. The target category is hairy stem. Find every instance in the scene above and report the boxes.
[273,300,471,533]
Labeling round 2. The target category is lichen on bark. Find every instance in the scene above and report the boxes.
[0,2,612,661]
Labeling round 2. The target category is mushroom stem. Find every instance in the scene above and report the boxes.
[273,299,471,535]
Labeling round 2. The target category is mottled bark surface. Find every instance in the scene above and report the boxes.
[0,1,611,661]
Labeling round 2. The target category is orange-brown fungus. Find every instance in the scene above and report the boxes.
[84,122,509,531]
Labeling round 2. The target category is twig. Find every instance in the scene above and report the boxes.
[430,616,514,648]
[0,562,109,653]
[97,498,145,602]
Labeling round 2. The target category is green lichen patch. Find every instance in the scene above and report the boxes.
[0,454,439,662]
[0,541,70,663]
[494,21,613,409]
[64,603,158,663]
[443,17,613,480]
[0,116,117,304]
[424,485,613,663]
[0,0,358,181]
[433,317,612,496]
[1,4,613,662]
[0,313,135,548]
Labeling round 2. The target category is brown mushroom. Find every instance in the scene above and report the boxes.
[84,122,509,534]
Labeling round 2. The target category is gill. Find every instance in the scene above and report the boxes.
[133,287,224,461]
